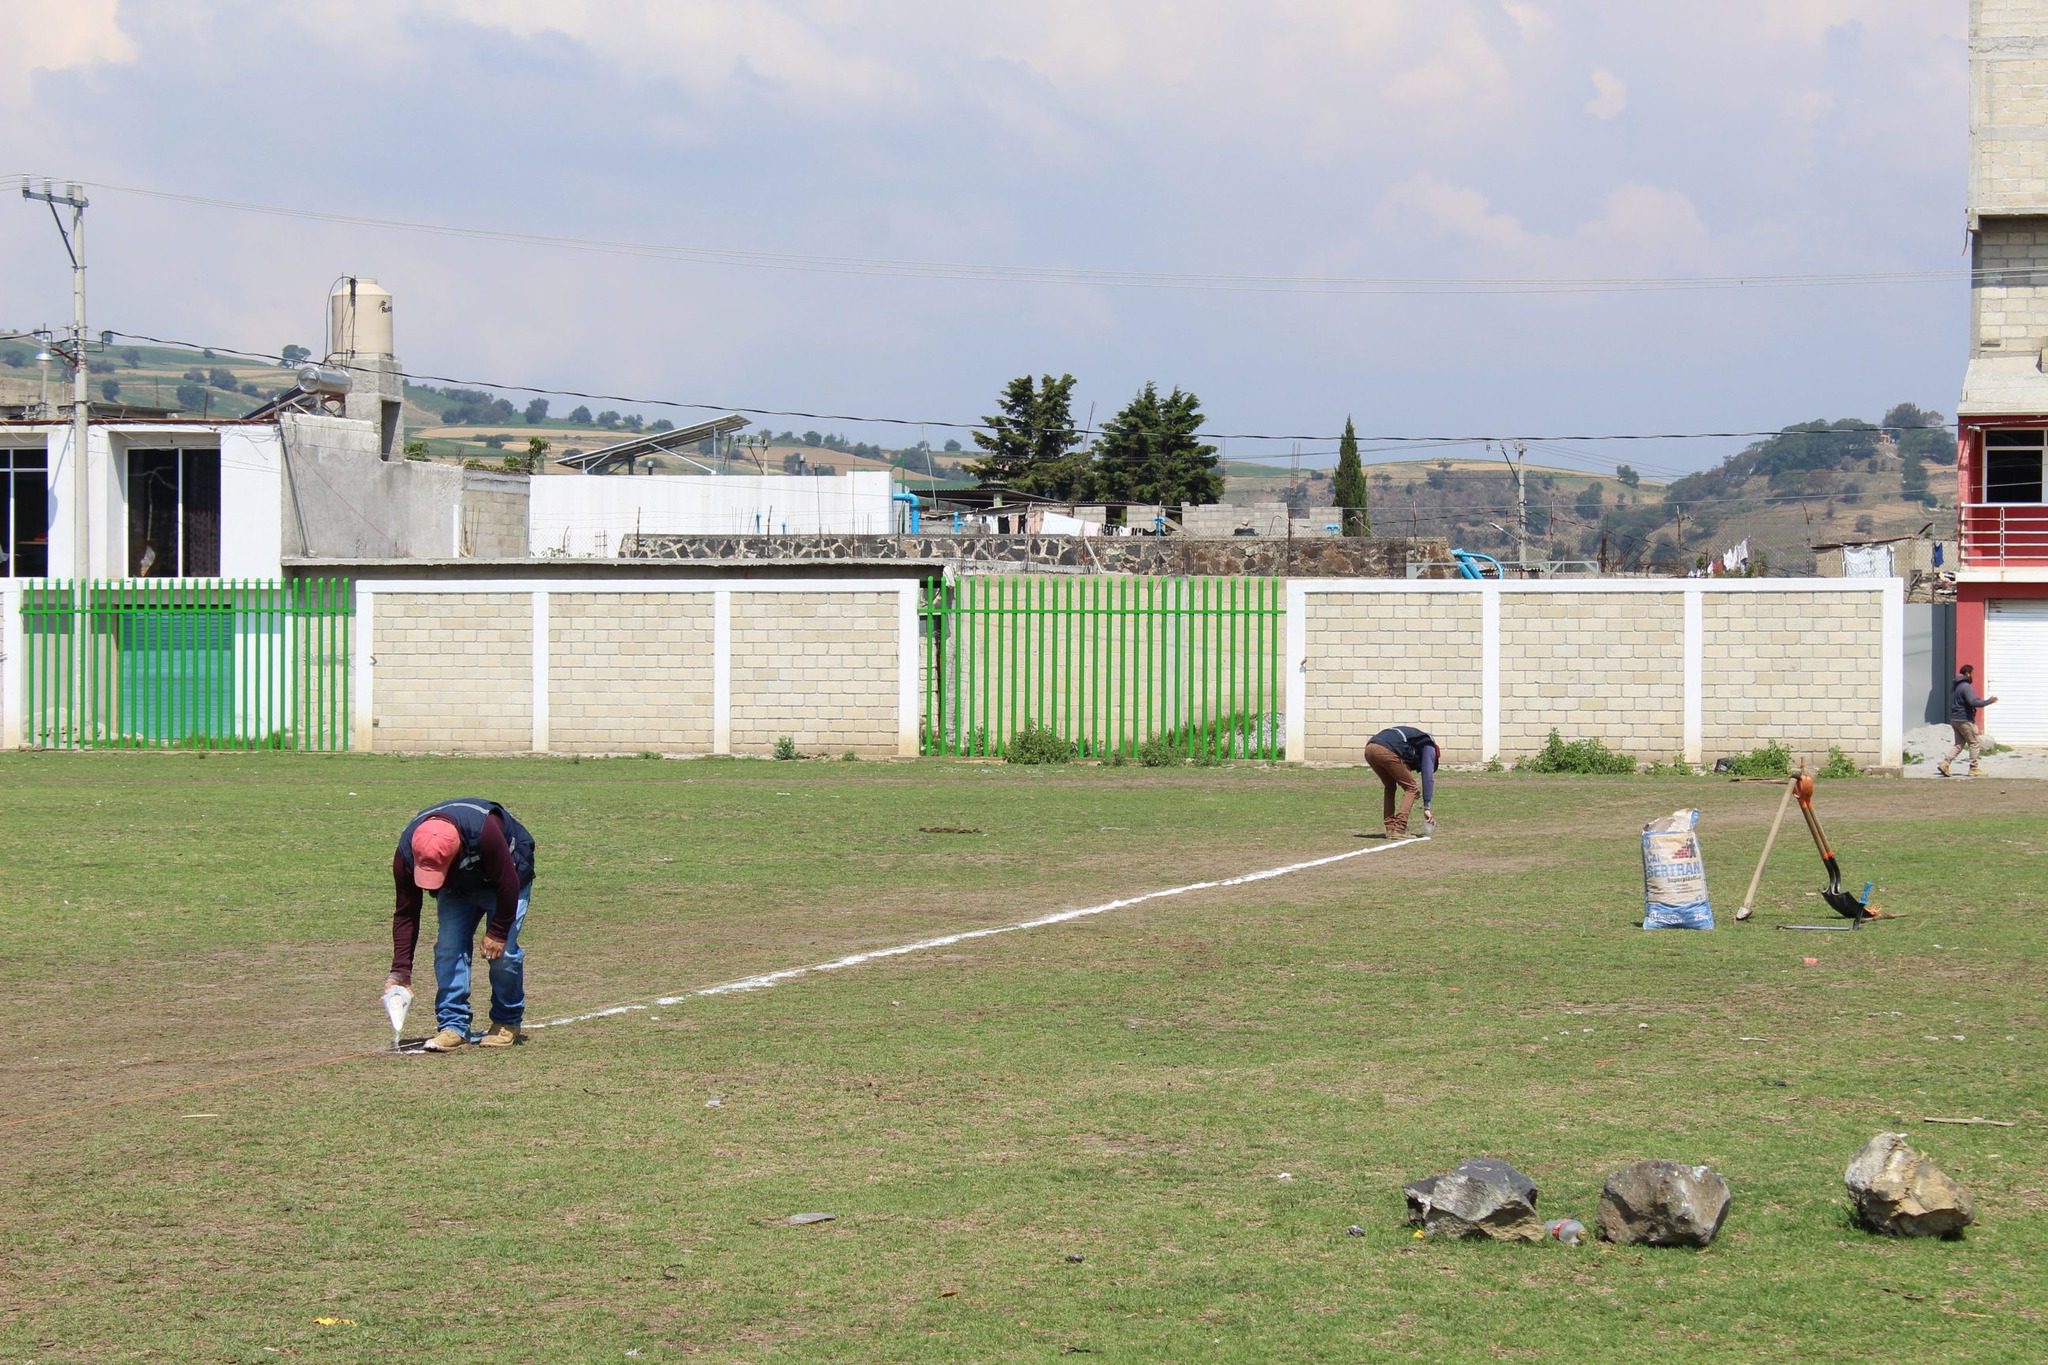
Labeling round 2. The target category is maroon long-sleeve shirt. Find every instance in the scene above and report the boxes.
[389,812,522,986]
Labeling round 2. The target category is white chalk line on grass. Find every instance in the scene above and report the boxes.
[533,835,1428,1031]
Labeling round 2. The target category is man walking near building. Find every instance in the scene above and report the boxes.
[1940,665,1998,777]
[387,798,538,1051]
[1364,725,1440,838]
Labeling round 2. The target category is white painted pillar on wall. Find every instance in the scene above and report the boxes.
[1480,584,1501,762]
[1284,580,1308,763]
[1,584,22,749]
[531,591,550,753]
[1683,589,1704,765]
[353,587,377,752]
[1880,577,1904,769]
[712,589,732,755]
[897,583,920,757]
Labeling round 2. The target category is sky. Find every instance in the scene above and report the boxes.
[0,1,1972,477]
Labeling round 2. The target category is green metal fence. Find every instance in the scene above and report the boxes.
[19,579,355,751]
[920,576,1285,760]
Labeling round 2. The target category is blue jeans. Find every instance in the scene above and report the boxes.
[433,884,530,1036]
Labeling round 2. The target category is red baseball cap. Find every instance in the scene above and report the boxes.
[410,817,461,889]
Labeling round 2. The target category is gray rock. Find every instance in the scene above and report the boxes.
[1845,1133,1976,1239]
[1403,1158,1544,1242]
[1595,1161,1732,1247]
[786,1212,836,1226]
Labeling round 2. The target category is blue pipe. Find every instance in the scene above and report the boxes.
[893,491,921,534]
[1451,548,1505,580]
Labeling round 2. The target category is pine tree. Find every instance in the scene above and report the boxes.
[1333,416,1370,536]
[965,374,1089,497]
[1093,382,1221,507]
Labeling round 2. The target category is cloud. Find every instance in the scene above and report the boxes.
[0,0,136,106]
[1376,176,1713,277]
[1586,67,1628,120]
[1502,3,1552,41]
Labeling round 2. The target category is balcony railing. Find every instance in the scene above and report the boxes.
[1960,503,2048,565]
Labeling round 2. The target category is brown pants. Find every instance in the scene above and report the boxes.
[1944,721,1981,769]
[1364,742,1421,835]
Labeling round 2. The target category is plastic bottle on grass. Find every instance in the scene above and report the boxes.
[1545,1218,1585,1246]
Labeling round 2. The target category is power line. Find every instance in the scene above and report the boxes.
[14,174,1981,300]
[102,330,1963,449]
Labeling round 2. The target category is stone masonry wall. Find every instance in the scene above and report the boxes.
[730,591,899,756]
[1500,593,1686,758]
[372,592,532,751]
[548,593,714,753]
[1303,593,1485,764]
[626,533,1451,579]
[1704,592,1883,761]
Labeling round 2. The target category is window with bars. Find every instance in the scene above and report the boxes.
[2,447,50,578]
[127,447,222,577]
[1983,428,2047,504]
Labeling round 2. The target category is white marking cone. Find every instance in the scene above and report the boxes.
[381,984,413,1051]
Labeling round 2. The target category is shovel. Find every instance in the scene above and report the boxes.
[1792,773,1877,920]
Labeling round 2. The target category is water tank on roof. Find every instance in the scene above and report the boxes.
[327,277,394,359]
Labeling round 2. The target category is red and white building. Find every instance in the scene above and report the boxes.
[1956,0,2048,743]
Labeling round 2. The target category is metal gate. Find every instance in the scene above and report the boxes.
[18,579,354,750]
[919,575,1285,760]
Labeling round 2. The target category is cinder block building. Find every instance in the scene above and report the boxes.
[1957,0,2048,741]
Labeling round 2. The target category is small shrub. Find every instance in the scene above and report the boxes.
[1725,740,1793,778]
[1138,736,1180,768]
[1006,724,1077,765]
[1903,751,1924,765]
[1516,729,1637,775]
[841,750,859,762]
[1104,749,1128,768]
[1482,756,1506,774]
[1644,756,1695,777]
[1818,746,1860,779]
[773,735,799,761]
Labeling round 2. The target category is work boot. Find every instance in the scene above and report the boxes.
[1936,762,1951,777]
[478,1022,525,1048]
[1968,764,1982,777]
[422,1027,470,1052]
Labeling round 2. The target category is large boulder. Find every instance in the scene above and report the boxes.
[1403,1158,1544,1242]
[1845,1133,1975,1239]
[1595,1161,1732,1247]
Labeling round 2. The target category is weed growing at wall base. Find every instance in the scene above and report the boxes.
[1516,729,1637,775]
[1005,724,1077,764]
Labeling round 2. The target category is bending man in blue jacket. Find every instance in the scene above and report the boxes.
[387,798,538,1051]
[1364,725,1439,838]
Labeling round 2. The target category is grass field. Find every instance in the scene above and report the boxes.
[2,756,2043,1361]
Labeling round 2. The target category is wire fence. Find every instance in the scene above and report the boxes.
[18,579,354,751]
[920,576,1285,760]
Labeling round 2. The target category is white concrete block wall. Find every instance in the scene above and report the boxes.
[1288,580,1903,768]
[353,578,920,756]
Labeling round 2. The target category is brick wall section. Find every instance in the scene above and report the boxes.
[548,593,713,753]
[372,592,532,751]
[1303,593,1483,763]
[731,591,899,755]
[1500,593,1685,757]
[1703,593,1883,762]
[1972,220,2048,352]
[1972,4,2048,215]
[462,483,531,558]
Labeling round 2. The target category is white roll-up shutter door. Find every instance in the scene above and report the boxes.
[1985,599,2048,744]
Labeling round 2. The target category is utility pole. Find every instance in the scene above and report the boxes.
[23,181,90,578]
[1499,439,1528,574]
